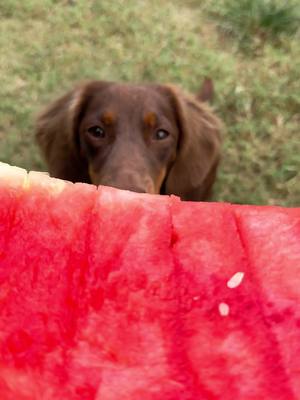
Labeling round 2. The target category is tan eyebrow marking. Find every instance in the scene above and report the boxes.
[101,111,116,125]
[144,112,157,128]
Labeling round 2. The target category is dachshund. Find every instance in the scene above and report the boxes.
[35,79,222,201]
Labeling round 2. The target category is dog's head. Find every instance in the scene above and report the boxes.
[36,79,222,200]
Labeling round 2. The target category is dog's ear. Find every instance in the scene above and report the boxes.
[197,77,214,103]
[162,84,222,200]
[35,81,108,182]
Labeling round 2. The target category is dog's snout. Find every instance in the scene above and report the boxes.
[90,169,156,194]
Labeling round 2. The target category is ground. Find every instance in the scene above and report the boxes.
[0,0,299,205]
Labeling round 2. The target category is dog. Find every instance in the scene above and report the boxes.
[35,79,222,201]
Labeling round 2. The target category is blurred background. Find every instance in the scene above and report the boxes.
[0,0,299,205]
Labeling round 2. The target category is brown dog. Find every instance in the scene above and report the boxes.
[35,79,222,201]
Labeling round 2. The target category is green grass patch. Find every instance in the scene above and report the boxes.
[0,0,299,206]
[211,0,300,52]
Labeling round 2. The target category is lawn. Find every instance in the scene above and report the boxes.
[0,0,299,205]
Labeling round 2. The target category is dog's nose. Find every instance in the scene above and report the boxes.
[90,170,155,194]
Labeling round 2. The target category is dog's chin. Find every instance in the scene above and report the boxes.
[94,182,156,195]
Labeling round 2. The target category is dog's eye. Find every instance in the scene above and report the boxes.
[155,129,169,140]
[88,126,106,139]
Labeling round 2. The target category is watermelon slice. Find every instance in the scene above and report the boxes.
[0,161,299,399]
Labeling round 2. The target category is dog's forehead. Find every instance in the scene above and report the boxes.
[88,83,173,116]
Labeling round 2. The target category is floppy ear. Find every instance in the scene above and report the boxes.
[35,81,109,182]
[163,85,222,201]
[197,77,214,103]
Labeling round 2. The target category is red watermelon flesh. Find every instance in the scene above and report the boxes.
[0,162,300,399]
[0,165,27,262]
[171,198,295,399]
[235,206,300,396]
[66,187,186,399]
[0,171,100,398]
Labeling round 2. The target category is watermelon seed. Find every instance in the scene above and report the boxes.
[193,296,200,301]
[227,272,245,289]
[219,302,230,317]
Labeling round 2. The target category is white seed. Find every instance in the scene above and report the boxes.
[227,272,245,289]
[219,302,230,317]
[193,296,200,301]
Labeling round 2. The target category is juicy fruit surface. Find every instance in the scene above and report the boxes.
[171,199,294,399]
[0,162,299,399]
[235,206,300,396]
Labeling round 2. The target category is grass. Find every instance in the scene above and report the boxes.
[211,0,300,51]
[0,0,299,206]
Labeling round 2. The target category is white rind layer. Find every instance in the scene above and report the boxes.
[0,162,68,194]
